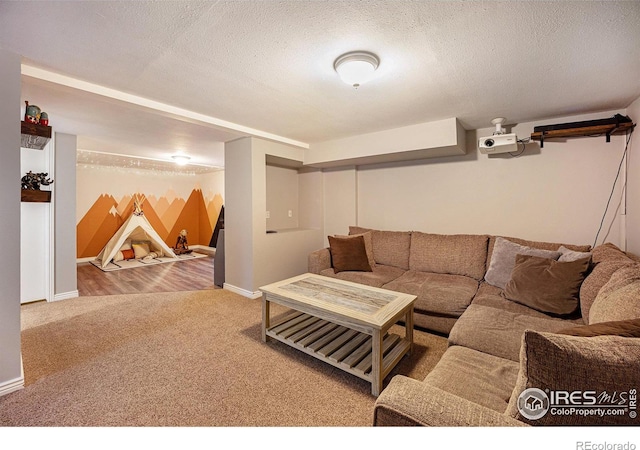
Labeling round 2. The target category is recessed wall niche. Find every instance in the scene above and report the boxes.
[265,154,320,233]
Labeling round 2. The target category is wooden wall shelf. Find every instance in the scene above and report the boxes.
[531,122,635,148]
[21,190,51,203]
[21,121,52,150]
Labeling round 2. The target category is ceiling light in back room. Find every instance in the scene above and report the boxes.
[334,51,380,88]
[171,154,191,166]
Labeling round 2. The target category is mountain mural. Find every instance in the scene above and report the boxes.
[77,189,223,258]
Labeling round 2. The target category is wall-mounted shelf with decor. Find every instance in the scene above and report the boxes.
[21,121,52,150]
[21,190,51,203]
[531,119,634,148]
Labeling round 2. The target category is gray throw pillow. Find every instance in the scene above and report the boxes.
[484,237,562,289]
[558,245,592,263]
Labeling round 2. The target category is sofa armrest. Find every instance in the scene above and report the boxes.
[308,248,332,274]
[373,376,527,427]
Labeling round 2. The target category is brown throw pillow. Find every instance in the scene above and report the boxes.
[504,254,590,316]
[327,235,373,273]
[336,231,376,269]
[557,318,640,338]
[121,249,135,260]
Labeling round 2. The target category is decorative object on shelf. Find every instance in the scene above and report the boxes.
[39,111,49,126]
[174,229,192,255]
[531,114,635,148]
[21,171,53,190]
[24,101,41,124]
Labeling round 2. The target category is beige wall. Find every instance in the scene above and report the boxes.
[625,95,640,255]
[266,164,299,230]
[323,110,631,249]
[224,137,323,296]
[0,49,22,395]
[55,133,78,298]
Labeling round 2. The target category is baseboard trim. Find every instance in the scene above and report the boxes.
[223,283,262,299]
[53,290,79,302]
[0,358,24,398]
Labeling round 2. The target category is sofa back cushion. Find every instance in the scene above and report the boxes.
[408,232,488,281]
[588,264,640,324]
[506,330,640,425]
[579,243,635,322]
[349,226,411,270]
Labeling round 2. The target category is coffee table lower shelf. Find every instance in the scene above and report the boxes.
[265,310,411,386]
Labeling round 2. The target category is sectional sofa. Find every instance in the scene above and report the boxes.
[308,226,640,426]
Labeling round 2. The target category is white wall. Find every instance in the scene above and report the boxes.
[625,95,640,255]
[0,49,23,396]
[324,110,631,249]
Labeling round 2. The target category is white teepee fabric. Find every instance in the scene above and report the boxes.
[96,213,177,268]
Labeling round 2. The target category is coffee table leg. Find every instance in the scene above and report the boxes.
[371,330,383,396]
[405,306,414,355]
[262,293,270,342]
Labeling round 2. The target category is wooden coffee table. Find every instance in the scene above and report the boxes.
[259,273,416,396]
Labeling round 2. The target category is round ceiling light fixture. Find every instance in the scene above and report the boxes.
[171,154,191,166]
[334,51,379,88]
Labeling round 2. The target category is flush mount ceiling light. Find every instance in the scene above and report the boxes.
[334,51,379,88]
[171,154,191,166]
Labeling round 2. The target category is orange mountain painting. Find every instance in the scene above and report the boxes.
[77,189,223,258]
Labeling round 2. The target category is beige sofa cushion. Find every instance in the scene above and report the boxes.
[319,264,405,288]
[591,242,633,264]
[448,304,581,361]
[473,283,585,323]
[589,264,640,324]
[506,330,640,425]
[424,345,520,413]
[408,232,488,281]
[580,260,634,322]
[484,237,562,289]
[349,226,411,270]
[383,271,479,318]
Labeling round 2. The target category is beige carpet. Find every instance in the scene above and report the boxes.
[0,289,447,427]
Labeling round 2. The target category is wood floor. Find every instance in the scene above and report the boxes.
[77,255,219,296]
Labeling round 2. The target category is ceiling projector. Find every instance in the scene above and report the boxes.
[478,118,518,154]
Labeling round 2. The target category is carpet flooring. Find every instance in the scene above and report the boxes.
[0,289,448,427]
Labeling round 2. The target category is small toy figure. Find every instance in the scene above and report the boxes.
[39,112,49,126]
[24,101,41,124]
[21,171,54,190]
[174,229,192,255]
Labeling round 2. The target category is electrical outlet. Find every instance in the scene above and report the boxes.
[266,211,270,219]
[288,210,292,218]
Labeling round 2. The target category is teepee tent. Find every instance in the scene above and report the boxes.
[96,196,177,268]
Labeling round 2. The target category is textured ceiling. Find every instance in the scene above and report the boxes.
[2,1,640,167]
